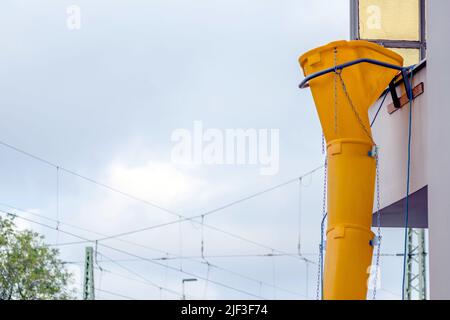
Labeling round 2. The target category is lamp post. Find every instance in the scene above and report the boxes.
[181,278,197,300]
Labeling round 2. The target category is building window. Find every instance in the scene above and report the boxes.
[350,0,426,65]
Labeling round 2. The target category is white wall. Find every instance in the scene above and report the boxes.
[369,66,427,216]
[427,0,450,300]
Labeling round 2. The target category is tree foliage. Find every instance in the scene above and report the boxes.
[0,214,75,300]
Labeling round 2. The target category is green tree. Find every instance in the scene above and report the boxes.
[0,214,75,300]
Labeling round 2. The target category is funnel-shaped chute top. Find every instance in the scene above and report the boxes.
[299,40,403,144]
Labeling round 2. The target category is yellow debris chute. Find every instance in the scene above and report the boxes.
[299,40,404,300]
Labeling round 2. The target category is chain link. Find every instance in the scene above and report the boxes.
[337,73,375,145]
[322,133,325,155]
[372,152,382,299]
[333,48,338,135]
[316,244,322,300]
[316,159,327,300]
[316,48,378,300]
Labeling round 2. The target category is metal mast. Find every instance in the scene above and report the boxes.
[404,229,427,300]
[83,246,95,300]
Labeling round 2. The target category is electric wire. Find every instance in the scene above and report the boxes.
[97,251,185,298]
[64,251,404,263]
[0,202,174,256]
[94,165,323,250]
[95,288,136,300]
[0,139,320,265]
[0,139,323,297]
[0,209,266,299]
[0,201,308,297]
[94,267,186,299]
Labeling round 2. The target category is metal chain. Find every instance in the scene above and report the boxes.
[335,56,383,298]
[316,159,327,300]
[322,133,325,155]
[333,48,338,134]
[337,73,375,145]
[372,152,382,299]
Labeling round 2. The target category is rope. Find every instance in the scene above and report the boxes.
[370,90,390,127]
[401,67,415,300]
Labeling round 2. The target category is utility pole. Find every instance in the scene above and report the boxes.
[83,246,95,300]
[404,229,427,300]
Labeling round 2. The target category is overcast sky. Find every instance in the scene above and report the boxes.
[0,0,407,300]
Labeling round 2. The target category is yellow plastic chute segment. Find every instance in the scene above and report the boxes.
[299,40,403,144]
[325,138,377,300]
[298,40,403,300]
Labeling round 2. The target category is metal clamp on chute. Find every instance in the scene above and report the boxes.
[299,58,414,106]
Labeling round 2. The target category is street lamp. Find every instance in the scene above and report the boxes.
[181,278,197,300]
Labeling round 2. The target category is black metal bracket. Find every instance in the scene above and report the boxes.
[299,58,414,108]
[389,80,401,109]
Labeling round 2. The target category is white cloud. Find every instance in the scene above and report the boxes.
[108,161,206,208]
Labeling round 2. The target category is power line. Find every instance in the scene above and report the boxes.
[98,241,267,299]
[95,166,324,245]
[200,166,323,218]
[0,139,319,295]
[50,240,92,247]
[0,202,310,296]
[97,251,185,298]
[0,139,320,265]
[0,139,179,217]
[0,209,266,299]
[95,288,136,300]
[95,267,191,299]
[0,202,172,256]
[81,252,404,261]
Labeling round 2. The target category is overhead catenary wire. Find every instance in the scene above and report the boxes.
[64,251,405,263]
[0,209,266,299]
[0,201,309,297]
[0,137,323,299]
[0,137,320,228]
[93,266,189,299]
[0,139,320,265]
[93,253,307,298]
[0,140,179,217]
[94,165,324,249]
[0,202,174,257]
[97,251,185,298]
[95,288,137,300]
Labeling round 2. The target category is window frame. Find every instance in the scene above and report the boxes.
[350,0,426,59]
